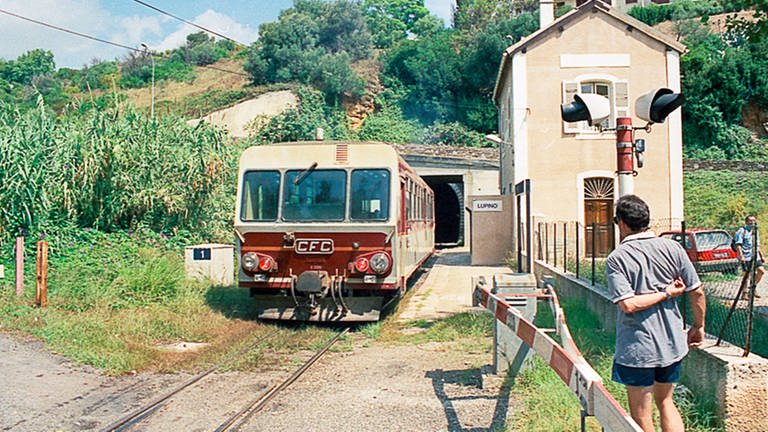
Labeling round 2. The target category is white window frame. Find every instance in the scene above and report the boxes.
[562,74,628,136]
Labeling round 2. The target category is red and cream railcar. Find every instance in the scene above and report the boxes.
[234,141,434,321]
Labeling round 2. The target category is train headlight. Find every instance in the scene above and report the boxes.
[354,257,370,273]
[370,252,391,275]
[242,252,259,272]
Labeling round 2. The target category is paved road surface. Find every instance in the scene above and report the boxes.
[398,248,510,323]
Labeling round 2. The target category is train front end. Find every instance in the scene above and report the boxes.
[234,142,402,322]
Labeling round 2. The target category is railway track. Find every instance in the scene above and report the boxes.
[100,331,278,432]
[214,327,350,432]
[100,327,349,432]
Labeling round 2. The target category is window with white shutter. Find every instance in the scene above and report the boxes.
[562,80,581,133]
[562,77,629,134]
[613,80,629,122]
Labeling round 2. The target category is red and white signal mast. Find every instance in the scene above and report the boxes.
[561,89,684,197]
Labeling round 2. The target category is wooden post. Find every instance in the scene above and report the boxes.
[35,241,48,308]
[15,236,24,297]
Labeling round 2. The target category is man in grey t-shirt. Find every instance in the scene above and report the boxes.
[606,195,706,432]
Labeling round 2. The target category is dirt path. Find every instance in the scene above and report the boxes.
[0,333,510,432]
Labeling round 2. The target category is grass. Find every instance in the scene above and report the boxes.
[508,297,724,431]
[0,230,346,374]
[684,170,768,229]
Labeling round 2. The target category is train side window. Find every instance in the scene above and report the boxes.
[350,169,390,221]
[240,170,280,221]
[406,180,412,221]
[283,169,346,221]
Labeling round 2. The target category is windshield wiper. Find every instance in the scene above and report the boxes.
[293,162,318,186]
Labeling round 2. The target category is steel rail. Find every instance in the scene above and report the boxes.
[214,327,350,432]
[101,331,277,432]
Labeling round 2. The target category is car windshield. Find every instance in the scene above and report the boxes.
[694,231,731,251]
[283,169,346,221]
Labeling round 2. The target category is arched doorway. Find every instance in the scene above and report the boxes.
[584,177,615,257]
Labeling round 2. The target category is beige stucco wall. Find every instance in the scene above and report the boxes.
[498,10,683,225]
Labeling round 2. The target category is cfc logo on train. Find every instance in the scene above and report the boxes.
[295,239,334,254]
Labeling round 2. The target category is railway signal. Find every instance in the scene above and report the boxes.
[560,87,683,197]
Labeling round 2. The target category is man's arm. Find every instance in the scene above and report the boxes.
[687,286,706,347]
[735,229,746,261]
[617,278,686,314]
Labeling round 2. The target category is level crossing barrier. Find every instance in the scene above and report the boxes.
[474,276,642,432]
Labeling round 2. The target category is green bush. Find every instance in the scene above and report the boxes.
[355,103,422,143]
[253,86,350,143]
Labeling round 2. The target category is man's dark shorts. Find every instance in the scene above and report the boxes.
[742,259,765,272]
[612,360,682,387]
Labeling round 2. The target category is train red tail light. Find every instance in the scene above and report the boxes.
[258,256,275,272]
[354,257,370,273]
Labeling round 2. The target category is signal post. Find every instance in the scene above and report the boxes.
[616,117,635,197]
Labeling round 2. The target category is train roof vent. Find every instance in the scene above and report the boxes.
[335,143,349,164]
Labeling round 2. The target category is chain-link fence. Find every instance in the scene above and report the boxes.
[532,219,767,357]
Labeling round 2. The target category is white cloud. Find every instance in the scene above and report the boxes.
[0,0,120,67]
[114,15,165,49]
[155,9,259,52]
[0,2,258,69]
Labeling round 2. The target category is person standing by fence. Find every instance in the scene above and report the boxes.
[734,215,765,294]
[606,195,706,432]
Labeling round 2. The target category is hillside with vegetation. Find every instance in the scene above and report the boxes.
[1,0,767,242]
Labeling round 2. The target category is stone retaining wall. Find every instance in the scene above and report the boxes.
[684,159,768,172]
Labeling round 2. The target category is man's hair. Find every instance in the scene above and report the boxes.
[745,215,756,223]
[615,194,650,232]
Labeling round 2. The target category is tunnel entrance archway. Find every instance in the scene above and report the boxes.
[423,175,464,247]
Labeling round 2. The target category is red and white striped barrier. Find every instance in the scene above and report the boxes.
[474,281,642,432]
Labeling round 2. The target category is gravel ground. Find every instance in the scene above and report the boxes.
[0,331,512,432]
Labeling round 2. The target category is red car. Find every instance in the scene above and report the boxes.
[659,229,739,274]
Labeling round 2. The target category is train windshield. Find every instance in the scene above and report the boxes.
[283,169,346,221]
[350,169,390,221]
[240,171,280,221]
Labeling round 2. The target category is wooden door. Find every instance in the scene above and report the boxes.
[585,199,614,257]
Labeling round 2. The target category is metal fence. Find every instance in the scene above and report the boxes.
[532,219,767,357]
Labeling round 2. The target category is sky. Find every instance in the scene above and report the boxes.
[0,0,455,69]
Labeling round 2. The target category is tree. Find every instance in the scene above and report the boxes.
[243,0,372,101]
[382,29,462,124]
[680,22,768,157]
[0,49,55,85]
[362,0,431,48]
[457,13,538,130]
[725,0,768,40]
[453,0,536,33]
